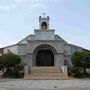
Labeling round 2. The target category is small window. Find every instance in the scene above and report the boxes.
[41,22,47,29]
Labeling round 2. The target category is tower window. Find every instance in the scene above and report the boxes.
[41,22,47,29]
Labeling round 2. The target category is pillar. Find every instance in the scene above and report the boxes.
[54,53,64,67]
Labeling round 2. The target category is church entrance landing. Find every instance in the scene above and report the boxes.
[36,50,54,66]
[27,44,65,80]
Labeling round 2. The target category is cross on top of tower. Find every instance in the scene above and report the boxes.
[42,12,46,17]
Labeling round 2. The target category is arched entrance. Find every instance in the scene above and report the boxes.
[33,44,57,66]
[36,49,54,66]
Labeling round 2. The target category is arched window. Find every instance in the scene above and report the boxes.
[41,22,47,29]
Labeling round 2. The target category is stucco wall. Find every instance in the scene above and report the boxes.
[64,44,83,66]
[4,45,18,54]
[64,44,71,55]
[17,44,27,55]
[26,40,65,67]
[34,29,55,40]
[70,44,83,54]
[18,35,35,44]
[27,40,64,54]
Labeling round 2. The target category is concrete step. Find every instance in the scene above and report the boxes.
[31,66,62,73]
[29,73,62,76]
[28,76,65,80]
[27,66,64,80]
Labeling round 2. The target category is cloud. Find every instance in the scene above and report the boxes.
[0,0,64,11]
[15,0,23,2]
[10,4,17,9]
[0,6,11,11]
[0,0,47,12]
[28,3,47,9]
[15,0,63,3]
[0,31,18,48]
[0,3,18,11]
[0,0,63,12]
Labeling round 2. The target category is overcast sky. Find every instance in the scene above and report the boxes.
[0,0,90,50]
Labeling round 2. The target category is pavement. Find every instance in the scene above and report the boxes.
[0,79,90,90]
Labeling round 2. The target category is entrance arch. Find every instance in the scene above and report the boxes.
[36,49,54,66]
[33,44,57,66]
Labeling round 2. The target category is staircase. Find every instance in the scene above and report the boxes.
[27,66,67,80]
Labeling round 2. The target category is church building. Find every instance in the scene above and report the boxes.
[0,15,86,79]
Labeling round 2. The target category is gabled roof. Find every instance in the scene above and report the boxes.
[0,33,89,52]
[17,34,34,44]
[55,34,68,43]
[68,43,90,51]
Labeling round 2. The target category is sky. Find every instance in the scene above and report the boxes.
[0,0,90,50]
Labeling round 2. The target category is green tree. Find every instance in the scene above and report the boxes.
[71,51,90,74]
[0,51,23,77]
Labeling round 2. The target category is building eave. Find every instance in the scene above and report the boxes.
[17,34,34,44]
[0,44,17,49]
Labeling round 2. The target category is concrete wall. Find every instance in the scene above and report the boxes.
[64,55,72,66]
[64,44,71,55]
[64,44,83,66]
[20,55,26,64]
[4,44,27,55]
[18,35,35,44]
[27,40,64,54]
[70,44,83,54]
[17,44,27,55]
[4,45,18,54]
[26,40,65,67]
[34,29,55,40]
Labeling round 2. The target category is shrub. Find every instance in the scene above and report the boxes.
[68,67,83,78]
[0,51,24,78]
[71,51,90,74]
[12,64,24,78]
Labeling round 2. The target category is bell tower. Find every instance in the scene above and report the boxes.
[34,13,55,40]
[39,14,50,29]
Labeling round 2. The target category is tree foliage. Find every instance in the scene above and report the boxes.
[71,51,90,74]
[0,51,23,78]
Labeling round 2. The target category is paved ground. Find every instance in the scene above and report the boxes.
[0,79,90,90]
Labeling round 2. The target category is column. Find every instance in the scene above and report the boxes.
[54,53,64,67]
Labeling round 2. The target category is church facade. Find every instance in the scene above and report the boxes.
[0,15,86,79]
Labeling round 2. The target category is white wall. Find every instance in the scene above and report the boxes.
[34,29,55,40]
[4,45,18,54]
[70,45,83,54]
[64,45,71,55]
[17,45,27,55]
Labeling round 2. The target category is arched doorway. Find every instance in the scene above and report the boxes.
[41,22,47,29]
[33,44,57,66]
[36,49,54,66]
